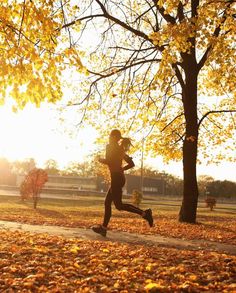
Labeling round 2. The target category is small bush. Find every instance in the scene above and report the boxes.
[132,189,143,207]
[20,168,48,209]
[205,197,216,211]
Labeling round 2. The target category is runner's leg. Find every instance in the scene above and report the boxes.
[102,188,113,227]
[112,173,143,215]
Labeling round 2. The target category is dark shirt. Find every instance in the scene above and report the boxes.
[99,143,135,173]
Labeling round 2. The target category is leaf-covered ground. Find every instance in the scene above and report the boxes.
[0,229,235,292]
[0,196,235,291]
[0,202,235,245]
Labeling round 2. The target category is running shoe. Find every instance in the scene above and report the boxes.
[92,225,107,237]
[143,209,154,227]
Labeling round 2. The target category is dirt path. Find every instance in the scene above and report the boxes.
[0,220,235,255]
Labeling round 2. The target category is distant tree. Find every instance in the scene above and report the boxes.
[11,158,36,175]
[44,159,60,175]
[130,167,161,178]
[20,168,48,209]
[198,175,214,197]
[165,176,183,197]
[207,180,236,198]
[130,167,183,196]
[62,160,94,177]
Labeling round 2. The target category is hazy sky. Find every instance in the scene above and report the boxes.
[0,100,235,182]
[0,101,97,167]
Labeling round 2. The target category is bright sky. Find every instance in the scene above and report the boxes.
[0,100,235,182]
[0,101,97,169]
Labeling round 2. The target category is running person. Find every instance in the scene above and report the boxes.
[92,129,153,237]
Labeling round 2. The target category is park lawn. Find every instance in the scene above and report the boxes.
[0,195,235,245]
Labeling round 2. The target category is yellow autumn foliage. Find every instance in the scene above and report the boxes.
[0,1,84,109]
[64,0,236,165]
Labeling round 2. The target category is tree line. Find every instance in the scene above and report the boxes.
[0,157,235,199]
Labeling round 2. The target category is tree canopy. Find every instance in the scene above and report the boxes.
[64,0,236,163]
[0,0,84,109]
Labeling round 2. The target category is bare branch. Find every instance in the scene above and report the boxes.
[108,46,157,53]
[87,58,161,78]
[172,64,185,89]
[134,4,155,23]
[198,110,236,129]
[18,0,26,46]
[94,0,164,51]
[61,14,105,29]
[205,115,223,130]
[60,0,72,46]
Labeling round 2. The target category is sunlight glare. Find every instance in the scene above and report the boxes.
[0,101,97,169]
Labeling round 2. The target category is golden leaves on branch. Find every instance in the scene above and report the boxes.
[0,1,84,109]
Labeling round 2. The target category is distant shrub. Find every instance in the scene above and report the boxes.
[205,197,216,211]
[132,189,143,207]
[20,168,48,209]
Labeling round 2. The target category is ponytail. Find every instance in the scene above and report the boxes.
[120,137,133,152]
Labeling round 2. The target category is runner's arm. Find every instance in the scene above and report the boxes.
[122,154,135,171]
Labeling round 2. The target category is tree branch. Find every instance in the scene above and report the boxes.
[60,0,73,46]
[108,45,157,52]
[198,110,236,129]
[94,0,164,51]
[177,2,185,22]
[95,0,150,40]
[87,58,161,78]
[197,1,234,70]
[191,0,199,18]
[152,0,176,24]
[197,46,212,71]
[161,113,184,132]
[172,64,185,89]
[61,14,105,30]
[18,0,26,46]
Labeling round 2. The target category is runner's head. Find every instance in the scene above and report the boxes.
[109,129,122,143]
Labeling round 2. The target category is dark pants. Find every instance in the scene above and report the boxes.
[102,172,144,227]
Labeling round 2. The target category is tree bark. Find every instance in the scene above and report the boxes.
[33,192,38,209]
[179,64,199,223]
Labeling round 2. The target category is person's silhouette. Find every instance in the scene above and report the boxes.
[92,129,153,237]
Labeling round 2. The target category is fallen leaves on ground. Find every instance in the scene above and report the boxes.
[0,229,235,292]
[0,205,235,245]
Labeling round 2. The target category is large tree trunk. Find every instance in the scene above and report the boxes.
[179,66,199,223]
